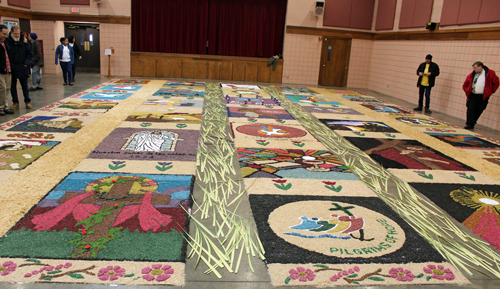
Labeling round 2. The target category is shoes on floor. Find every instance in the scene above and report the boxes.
[63,82,67,85]
[26,103,32,109]
[424,108,432,114]
[10,103,19,109]
[464,125,474,130]
[0,110,5,116]
[3,108,14,114]
[36,87,43,90]
[413,106,422,111]
[29,87,37,91]
[69,83,73,86]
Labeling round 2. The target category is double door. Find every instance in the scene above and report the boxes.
[64,24,100,72]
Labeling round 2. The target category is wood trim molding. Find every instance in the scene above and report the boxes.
[0,6,131,25]
[286,26,374,40]
[0,6,32,19]
[32,12,130,24]
[131,51,284,63]
[286,25,500,41]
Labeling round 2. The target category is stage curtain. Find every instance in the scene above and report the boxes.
[132,0,209,54]
[207,0,287,58]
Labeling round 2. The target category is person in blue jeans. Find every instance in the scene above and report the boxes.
[55,37,74,86]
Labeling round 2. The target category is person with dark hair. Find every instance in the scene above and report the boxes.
[55,37,74,86]
[463,61,499,130]
[5,25,33,110]
[0,25,15,115]
[28,33,43,91]
[68,35,82,82]
[414,54,440,114]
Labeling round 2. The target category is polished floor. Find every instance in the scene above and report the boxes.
[0,73,499,289]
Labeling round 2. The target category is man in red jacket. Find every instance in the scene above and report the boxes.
[462,61,499,130]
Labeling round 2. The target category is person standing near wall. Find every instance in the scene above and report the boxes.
[462,61,499,130]
[55,37,74,86]
[0,25,15,116]
[6,26,33,110]
[28,33,43,91]
[68,36,82,83]
[414,54,440,114]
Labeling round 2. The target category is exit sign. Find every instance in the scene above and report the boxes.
[71,7,80,13]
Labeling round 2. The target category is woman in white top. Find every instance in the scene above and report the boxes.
[54,37,74,86]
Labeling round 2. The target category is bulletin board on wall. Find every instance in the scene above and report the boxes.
[3,19,19,31]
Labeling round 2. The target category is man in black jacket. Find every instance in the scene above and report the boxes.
[0,25,14,116]
[6,26,33,109]
[415,54,440,114]
[28,33,43,91]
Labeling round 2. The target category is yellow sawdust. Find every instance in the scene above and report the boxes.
[0,80,165,235]
[314,87,500,182]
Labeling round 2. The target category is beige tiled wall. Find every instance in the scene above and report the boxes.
[29,0,130,16]
[347,39,373,88]
[99,23,131,77]
[31,20,63,75]
[368,39,500,129]
[281,33,322,85]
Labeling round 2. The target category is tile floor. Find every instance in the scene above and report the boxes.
[0,74,499,289]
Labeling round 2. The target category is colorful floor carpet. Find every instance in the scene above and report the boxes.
[228,85,471,286]
[0,79,203,285]
[2,79,500,286]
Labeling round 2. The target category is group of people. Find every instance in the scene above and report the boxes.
[55,35,83,86]
[0,25,82,116]
[415,54,499,129]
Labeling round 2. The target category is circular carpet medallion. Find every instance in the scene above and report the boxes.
[268,201,406,258]
[396,117,441,126]
[236,124,307,139]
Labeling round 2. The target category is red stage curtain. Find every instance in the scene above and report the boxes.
[132,0,287,58]
[207,0,287,58]
[132,0,209,54]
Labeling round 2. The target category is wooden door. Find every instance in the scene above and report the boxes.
[232,62,246,81]
[156,59,169,78]
[245,63,258,82]
[319,37,351,86]
[195,61,208,79]
[257,62,271,83]
[169,59,182,78]
[131,56,144,77]
[208,61,220,80]
[219,62,233,80]
[143,58,156,77]
[182,60,196,78]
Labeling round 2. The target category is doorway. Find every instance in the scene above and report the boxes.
[64,23,100,72]
[318,37,351,87]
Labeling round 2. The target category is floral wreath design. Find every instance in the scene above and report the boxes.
[284,264,455,285]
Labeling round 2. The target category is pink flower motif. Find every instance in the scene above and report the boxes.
[0,261,17,276]
[55,264,64,270]
[288,267,315,282]
[24,273,32,277]
[389,267,415,282]
[142,264,174,282]
[353,266,360,272]
[98,265,127,281]
[423,264,455,280]
[64,262,73,268]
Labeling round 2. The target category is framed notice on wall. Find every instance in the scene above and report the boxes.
[3,20,19,32]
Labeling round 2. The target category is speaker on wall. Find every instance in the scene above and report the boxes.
[426,22,438,30]
[315,1,325,16]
